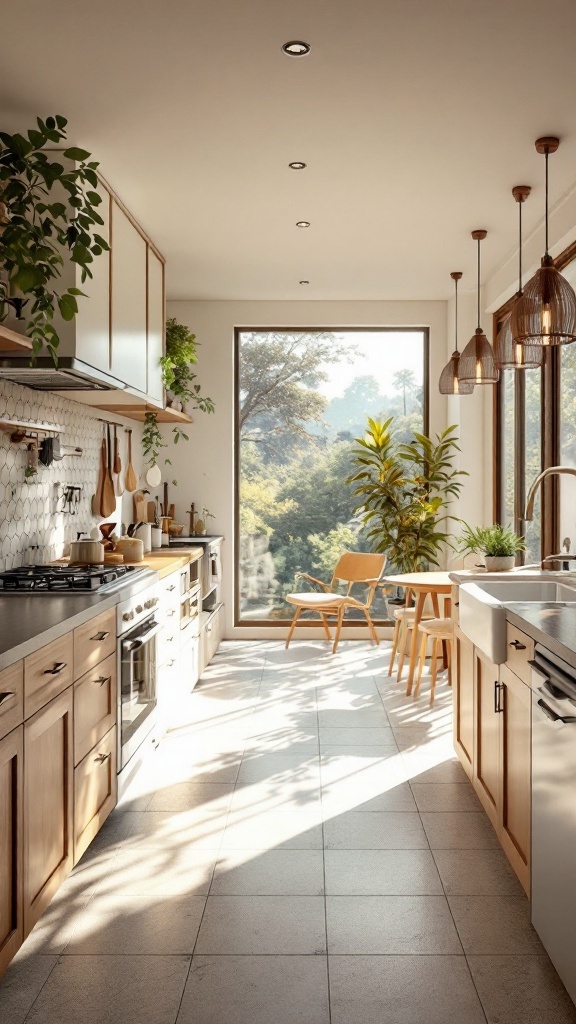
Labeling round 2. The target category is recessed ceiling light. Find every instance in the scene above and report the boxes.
[289,161,307,170]
[296,221,310,228]
[282,40,311,56]
[299,280,309,285]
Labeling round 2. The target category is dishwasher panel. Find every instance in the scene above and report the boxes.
[531,649,576,1007]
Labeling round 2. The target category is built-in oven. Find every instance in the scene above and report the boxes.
[117,583,160,774]
[181,581,201,634]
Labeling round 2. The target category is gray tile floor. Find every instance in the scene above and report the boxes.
[2,640,576,1024]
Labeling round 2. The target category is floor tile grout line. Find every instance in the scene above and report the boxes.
[21,953,62,1024]
[316,683,333,1024]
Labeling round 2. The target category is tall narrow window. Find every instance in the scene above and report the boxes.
[236,328,428,624]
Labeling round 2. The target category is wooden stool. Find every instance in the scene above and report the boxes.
[388,606,434,680]
[414,617,453,705]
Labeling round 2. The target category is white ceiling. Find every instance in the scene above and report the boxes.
[2,0,576,301]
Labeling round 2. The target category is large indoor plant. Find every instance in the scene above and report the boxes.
[0,115,109,363]
[347,417,466,584]
[160,317,214,414]
[459,523,525,571]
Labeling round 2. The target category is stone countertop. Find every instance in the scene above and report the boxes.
[506,603,576,667]
[449,569,576,584]
[132,549,203,579]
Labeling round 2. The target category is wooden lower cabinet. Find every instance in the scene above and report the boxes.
[24,688,74,936]
[74,726,117,863]
[499,664,531,891]
[0,727,23,977]
[453,626,474,778]
[474,650,501,830]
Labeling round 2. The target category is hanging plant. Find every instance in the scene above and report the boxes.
[160,317,215,413]
[0,114,109,363]
[142,410,166,468]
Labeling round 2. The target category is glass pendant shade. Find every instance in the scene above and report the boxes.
[439,350,474,394]
[495,306,544,369]
[510,255,576,346]
[459,327,499,384]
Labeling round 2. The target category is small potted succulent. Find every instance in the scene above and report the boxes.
[459,523,525,571]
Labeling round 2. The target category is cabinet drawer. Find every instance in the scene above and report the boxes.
[74,653,117,766]
[24,633,74,719]
[158,623,180,667]
[0,661,24,740]
[74,609,116,679]
[74,726,117,863]
[505,622,534,685]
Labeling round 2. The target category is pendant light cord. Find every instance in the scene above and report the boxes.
[545,147,549,255]
[455,276,459,352]
[477,235,481,329]
[518,196,523,291]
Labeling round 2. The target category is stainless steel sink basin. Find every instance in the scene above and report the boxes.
[458,577,576,664]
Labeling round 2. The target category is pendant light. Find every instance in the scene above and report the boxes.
[511,137,576,346]
[439,272,474,394]
[458,230,499,385]
[495,186,544,370]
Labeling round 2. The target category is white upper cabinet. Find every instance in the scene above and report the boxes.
[147,248,164,403]
[75,192,111,374]
[110,202,148,394]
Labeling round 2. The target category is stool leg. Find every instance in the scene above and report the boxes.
[320,614,332,642]
[285,607,302,648]
[388,617,400,675]
[413,632,428,699]
[397,622,410,681]
[446,639,452,687]
[430,638,439,706]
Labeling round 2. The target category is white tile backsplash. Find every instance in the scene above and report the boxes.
[0,380,144,571]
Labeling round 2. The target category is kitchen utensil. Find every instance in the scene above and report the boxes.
[162,482,169,517]
[147,500,156,522]
[168,522,184,536]
[133,490,147,524]
[39,437,53,466]
[168,503,175,520]
[134,523,152,551]
[145,463,161,487]
[99,522,117,551]
[25,443,38,478]
[160,515,172,534]
[124,429,137,492]
[100,423,116,518]
[113,425,123,496]
[151,526,162,549]
[69,538,105,564]
[92,434,106,515]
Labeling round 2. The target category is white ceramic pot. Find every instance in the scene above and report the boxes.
[484,555,516,572]
[134,523,152,552]
[116,537,145,562]
[151,526,162,549]
[69,539,105,564]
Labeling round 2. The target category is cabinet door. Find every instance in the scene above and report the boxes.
[0,727,23,978]
[73,608,116,680]
[74,653,117,766]
[0,661,23,741]
[499,664,531,893]
[147,247,164,402]
[24,632,74,719]
[473,651,500,829]
[453,626,474,777]
[75,188,111,373]
[24,689,73,937]
[110,201,147,393]
[157,655,181,733]
[74,726,117,864]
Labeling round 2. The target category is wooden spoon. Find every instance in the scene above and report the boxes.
[92,435,106,516]
[100,423,116,517]
[113,425,123,496]
[124,429,137,492]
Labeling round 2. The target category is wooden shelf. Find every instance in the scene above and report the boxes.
[0,324,33,353]
[0,417,63,437]
[95,403,193,424]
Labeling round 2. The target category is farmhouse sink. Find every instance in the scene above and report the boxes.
[458,578,576,664]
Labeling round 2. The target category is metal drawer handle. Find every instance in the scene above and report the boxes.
[93,676,110,686]
[537,698,576,724]
[44,661,67,675]
[94,752,111,764]
[167,609,176,617]
[91,631,110,642]
[494,680,505,713]
[0,691,15,706]
[509,639,527,650]
[167,585,176,592]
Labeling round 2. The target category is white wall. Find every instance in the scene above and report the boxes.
[162,299,474,638]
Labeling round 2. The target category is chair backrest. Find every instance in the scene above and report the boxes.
[331,551,387,585]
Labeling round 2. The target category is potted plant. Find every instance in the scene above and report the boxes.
[0,115,109,363]
[347,417,466,610]
[160,318,215,414]
[459,523,525,571]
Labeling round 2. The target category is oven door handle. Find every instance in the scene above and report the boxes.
[536,698,576,724]
[122,621,161,651]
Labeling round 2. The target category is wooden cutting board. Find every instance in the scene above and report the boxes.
[133,491,147,524]
[147,500,156,523]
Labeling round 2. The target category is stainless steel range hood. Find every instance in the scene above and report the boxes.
[0,356,127,392]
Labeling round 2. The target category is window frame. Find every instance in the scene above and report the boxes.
[494,239,576,562]
[234,325,430,627]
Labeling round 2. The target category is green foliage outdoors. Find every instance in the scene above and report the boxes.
[160,317,214,413]
[459,523,526,558]
[0,115,109,363]
[347,417,467,573]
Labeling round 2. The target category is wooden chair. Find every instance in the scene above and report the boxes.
[285,551,387,653]
[413,617,453,705]
[388,604,434,680]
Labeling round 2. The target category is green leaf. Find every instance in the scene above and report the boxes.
[12,266,42,292]
[58,293,78,320]
[86,190,102,205]
[55,115,67,129]
[63,147,91,161]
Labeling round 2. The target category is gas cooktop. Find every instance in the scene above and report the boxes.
[0,564,148,594]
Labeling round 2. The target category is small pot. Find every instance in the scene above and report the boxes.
[69,539,105,565]
[484,555,516,572]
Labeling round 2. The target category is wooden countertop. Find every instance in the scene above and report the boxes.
[56,546,204,581]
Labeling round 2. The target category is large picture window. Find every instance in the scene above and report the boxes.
[235,328,429,624]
